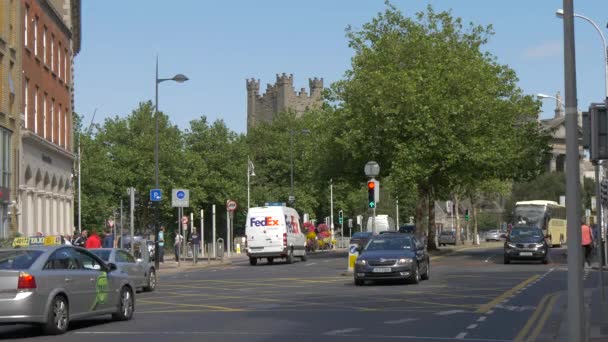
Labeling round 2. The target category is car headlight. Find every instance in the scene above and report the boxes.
[535,243,545,248]
[507,243,517,248]
[355,259,367,266]
[397,258,413,265]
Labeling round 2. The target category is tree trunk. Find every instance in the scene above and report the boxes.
[427,190,438,251]
[415,185,427,241]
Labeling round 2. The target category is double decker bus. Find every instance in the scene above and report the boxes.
[513,200,566,247]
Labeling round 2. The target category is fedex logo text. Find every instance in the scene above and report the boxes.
[250,217,280,227]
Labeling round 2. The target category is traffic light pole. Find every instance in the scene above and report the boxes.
[595,163,605,302]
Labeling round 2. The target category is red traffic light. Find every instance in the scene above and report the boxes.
[367,181,375,190]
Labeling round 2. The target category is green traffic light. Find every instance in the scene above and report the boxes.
[369,202,376,208]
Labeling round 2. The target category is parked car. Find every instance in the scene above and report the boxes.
[354,233,430,285]
[485,230,502,242]
[349,232,372,248]
[399,224,416,234]
[90,245,156,292]
[503,225,549,264]
[0,245,135,334]
[438,230,456,246]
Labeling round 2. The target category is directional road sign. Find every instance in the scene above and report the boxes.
[150,189,162,202]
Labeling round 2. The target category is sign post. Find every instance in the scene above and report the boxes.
[226,200,238,257]
[172,189,190,267]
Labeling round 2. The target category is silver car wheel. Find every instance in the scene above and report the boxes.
[120,288,133,318]
[148,270,156,290]
[53,298,68,331]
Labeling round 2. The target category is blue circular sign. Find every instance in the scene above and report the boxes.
[176,190,185,199]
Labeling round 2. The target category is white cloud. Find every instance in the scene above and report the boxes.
[524,41,562,58]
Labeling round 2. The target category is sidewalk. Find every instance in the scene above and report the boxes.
[156,253,248,274]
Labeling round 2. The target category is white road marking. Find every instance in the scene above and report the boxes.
[305,262,318,266]
[467,324,478,329]
[477,316,487,322]
[323,260,331,263]
[455,332,468,339]
[484,256,493,263]
[435,309,466,315]
[323,328,361,335]
[487,310,494,314]
[384,318,418,324]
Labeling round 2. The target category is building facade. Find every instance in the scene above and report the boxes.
[0,1,23,238]
[19,0,80,237]
[247,73,323,130]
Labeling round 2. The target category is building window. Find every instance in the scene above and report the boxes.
[34,87,38,134]
[58,105,62,146]
[34,17,38,56]
[43,27,47,63]
[24,6,28,47]
[64,110,68,148]
[24,79,28,129]
[51,98,55,142]
[43,94,47,139]
[0,128,11,189]
[64,50,67,80]
[51,36,54,71]
[58,45,61,79]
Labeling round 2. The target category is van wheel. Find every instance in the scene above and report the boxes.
[249,257,257,266]
[300,253,307,262]
[267,258,274,264]
[286,249,294,264]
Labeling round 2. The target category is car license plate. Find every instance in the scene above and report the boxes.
[373,267,392,273]
[520,252,533,256]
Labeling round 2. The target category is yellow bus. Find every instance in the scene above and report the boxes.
[513,200,566,247]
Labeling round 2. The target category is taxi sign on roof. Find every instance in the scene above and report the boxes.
[12,236,63,248]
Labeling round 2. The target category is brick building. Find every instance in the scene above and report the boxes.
[0,1,23,238]
[19,0,80,237]
[246,73,323,131]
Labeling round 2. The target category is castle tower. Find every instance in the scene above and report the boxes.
[309,77,324,99]
[275,73,293,114]
[246,78,260,129]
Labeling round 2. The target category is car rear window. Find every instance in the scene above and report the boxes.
[89,249,111,261]
[441,231,455,236]
[352,232,371,239]
[0,250,44,270]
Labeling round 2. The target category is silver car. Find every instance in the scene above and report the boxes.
[0,246,135,334]
[438,231,456,246]
[90,247,156,292]
[485,230,502,242]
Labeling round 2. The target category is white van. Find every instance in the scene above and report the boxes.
[245,206,307,265]
[366,215,396,234]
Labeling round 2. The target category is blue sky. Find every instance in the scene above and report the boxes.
[75,1,608,134]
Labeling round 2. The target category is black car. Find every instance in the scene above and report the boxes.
[504,225,549,264]
[354,233,430,285]
[349,232,373,248]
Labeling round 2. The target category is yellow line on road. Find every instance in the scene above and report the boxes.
[137,299,245,312]
[513,293,554,342]
[475,274,540,314]
[527,294,559,341]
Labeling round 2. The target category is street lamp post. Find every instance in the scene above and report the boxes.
[247,157,255,209]
[289,129,310,205]
[154,57,188,270]
[77,109,97,234]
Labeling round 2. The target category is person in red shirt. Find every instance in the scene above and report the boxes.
[85,230,102,249]
[581,221,594,267]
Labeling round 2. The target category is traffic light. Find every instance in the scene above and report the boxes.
[589,103,608,161]
[368,181,376,208]
[602,179,608,206]
[465,209,470,222]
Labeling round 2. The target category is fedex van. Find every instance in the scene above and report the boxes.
[245,206,307,265]
[366,215,396,234]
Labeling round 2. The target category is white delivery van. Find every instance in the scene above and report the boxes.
[246,206,307,265]
[366,215,396,234]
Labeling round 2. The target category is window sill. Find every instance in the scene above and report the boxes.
[43,64,49,71]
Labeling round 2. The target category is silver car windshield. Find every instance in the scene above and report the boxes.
[0,250,44,270]
[366,238,412,251]
[89,250,111,261]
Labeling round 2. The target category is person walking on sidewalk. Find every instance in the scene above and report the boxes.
[158,227,165,263]
[581,220,594,268]
[174,231,183,262]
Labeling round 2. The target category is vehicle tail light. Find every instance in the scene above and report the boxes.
[283,233,287,248]
[18,272,37,289]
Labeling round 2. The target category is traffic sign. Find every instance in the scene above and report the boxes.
[150,189,162,202]
[172,189,190,207]
[226,200,238,212]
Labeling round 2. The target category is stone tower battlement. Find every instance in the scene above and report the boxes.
[247,73,324,131]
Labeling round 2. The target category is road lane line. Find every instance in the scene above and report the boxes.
[527,294,559,341]
[384,318,418,324]
[467,324,478,330]
[513,293,552,342]
[435,310,466,315]
[477,317,486,322]
[304,262,317,266]
[137,299,244,312]
[475,274,540,313]
[455,332,468,339]
[323,328,361,335]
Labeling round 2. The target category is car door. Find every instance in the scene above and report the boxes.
[42,248,91,316]
[116,250,143,288]
[73,249,114,312]
[412,238,427,271]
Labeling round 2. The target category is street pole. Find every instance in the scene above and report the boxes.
[396,197,399,229]
[247,157,251,210]
[340,211,344,247]
[154,57,160,270]
[212,204,216,258]
[330,179,334,240]
[290,131,294,205]
[120,199,123,249]
[200,209,204,257]
[129,187,134,253]
[226,207,230,257]
[595,165,605,302]
[77,141,81,234]
[562,2,585,341]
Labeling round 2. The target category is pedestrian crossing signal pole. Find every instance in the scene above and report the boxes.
[364,161,380,235]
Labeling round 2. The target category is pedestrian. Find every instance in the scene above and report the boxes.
[85,230,102,249]
[174,231,183,262]
[158,226,165,263]
[102,229,114,248]
[190,229,201,264]
[581,220,594,268]
[73,230,88,247]
[63,235,72,245]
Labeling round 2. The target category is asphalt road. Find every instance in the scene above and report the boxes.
[0,245,600,341]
